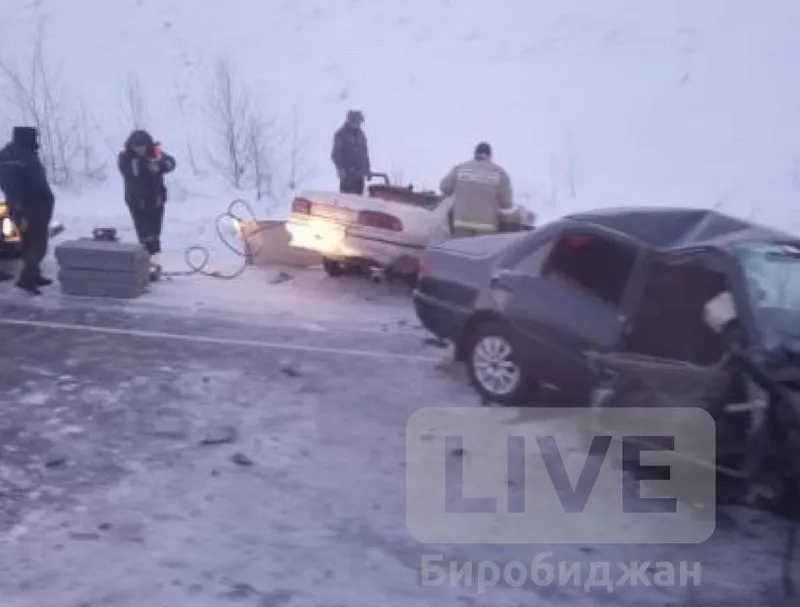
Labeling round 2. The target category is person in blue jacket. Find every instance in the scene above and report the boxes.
[0,126,55,294]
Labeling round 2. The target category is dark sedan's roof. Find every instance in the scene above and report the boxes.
[565,207,795,250]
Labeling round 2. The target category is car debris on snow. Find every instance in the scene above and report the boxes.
[230,453,254,466]
[279,359,302,377]
[268,270,294,285]
[199,425,238,445]
[69,531,101,541]
[43,456,68,469]
[424,336,448,348]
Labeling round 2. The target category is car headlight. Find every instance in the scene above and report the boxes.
[1,217,12,237]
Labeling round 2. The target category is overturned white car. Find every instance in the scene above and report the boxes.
[285,173,534,279]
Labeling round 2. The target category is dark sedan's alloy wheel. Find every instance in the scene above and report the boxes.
[465,321,530,406]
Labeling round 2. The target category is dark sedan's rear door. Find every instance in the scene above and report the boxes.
[495,228,641,394]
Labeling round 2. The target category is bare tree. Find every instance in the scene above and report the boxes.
[246,109,279,200]
[0,23,102,186]
[205,56,252,188]
[119,72,148,130]
[389,169,406,186]
[204,55,297,201]
[0,29,65,182]
[172,78,203,177]
[73,102,107,182]
[284,107,313,192]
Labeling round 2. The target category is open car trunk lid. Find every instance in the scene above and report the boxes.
[301,190,437,218]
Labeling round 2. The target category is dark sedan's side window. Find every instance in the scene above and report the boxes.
[513,239,557,275]
[541,233,637,307]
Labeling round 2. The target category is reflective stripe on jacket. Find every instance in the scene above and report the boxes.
[440,158,513,232]
[452,218,498,232]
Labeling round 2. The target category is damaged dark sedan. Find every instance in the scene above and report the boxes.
[413,207,800,407]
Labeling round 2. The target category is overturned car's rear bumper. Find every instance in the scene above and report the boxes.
[286,216,424,271]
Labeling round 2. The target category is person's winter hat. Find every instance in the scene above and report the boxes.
[12,126,39,151]
[126,129,154,149]
[346,110,364,124]
[474,142,492,159]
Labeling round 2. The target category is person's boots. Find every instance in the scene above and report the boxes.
[0,270,13,282]
[16,278,41,295]
[36,276,53,286]
[16,267,42,295]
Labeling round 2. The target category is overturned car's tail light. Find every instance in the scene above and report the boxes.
[357,210,403,231]
[291,198,312,214]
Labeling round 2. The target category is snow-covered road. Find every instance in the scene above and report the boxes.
[0,274,796,606]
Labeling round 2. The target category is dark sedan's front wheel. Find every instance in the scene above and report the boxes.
[465,321,531,406]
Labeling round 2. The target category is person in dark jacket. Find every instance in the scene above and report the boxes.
[331,110,371,194]
[0,126,56,294]
[117,130,176,255]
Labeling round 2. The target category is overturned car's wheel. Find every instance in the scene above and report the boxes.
[465,321,531,406]
[322,257,346,277]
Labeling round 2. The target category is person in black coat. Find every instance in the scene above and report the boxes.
[331,110,371,194]
[117,130,176,255]
[0,126,56,294]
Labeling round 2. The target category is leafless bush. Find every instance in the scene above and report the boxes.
[283,108,313,193]
[0,25,104,186]
[246,109,279,200]
[119,72,148,130]
[204,56,309,202]
[172,78,203,177]
[73,102,108,183]
[389,169,407,186]
[205,56,253,189]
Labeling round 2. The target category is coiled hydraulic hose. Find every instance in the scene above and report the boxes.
[160,198,267,280]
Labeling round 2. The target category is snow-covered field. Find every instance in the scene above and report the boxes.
[2,0,800,246]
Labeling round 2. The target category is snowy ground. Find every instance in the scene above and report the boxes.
[4,250,420,333]
[0,279,798,606]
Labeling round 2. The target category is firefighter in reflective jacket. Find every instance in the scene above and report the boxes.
[440,142,513,237]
